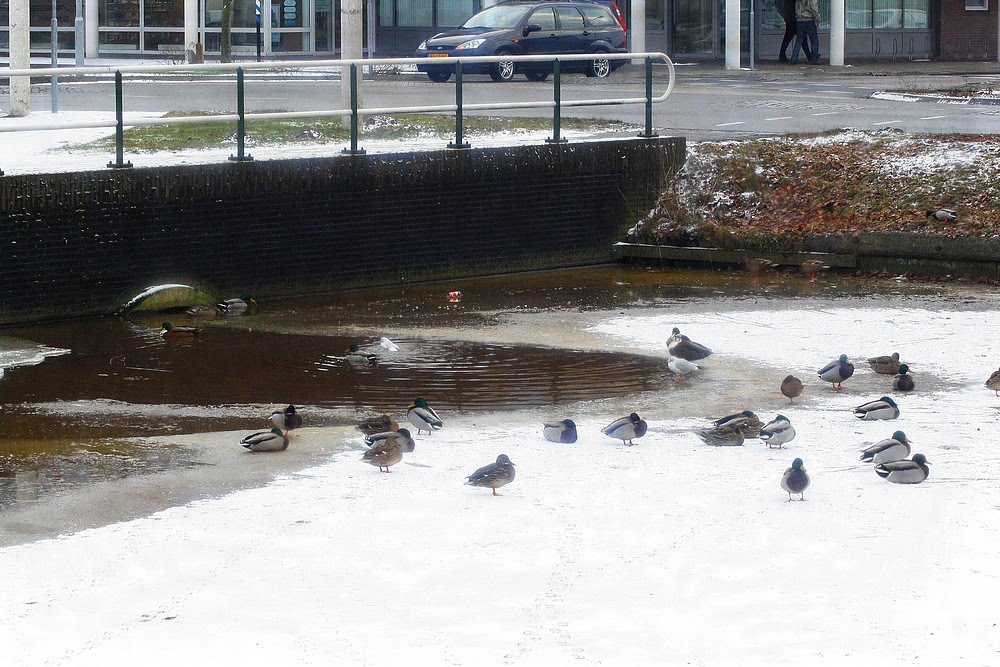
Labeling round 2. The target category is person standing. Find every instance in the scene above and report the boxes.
[790,0,821,64]
[778,0,811,62]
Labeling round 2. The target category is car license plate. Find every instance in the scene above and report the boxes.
[429,53,449,58]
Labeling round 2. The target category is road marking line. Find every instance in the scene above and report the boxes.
[779,88,800,92]
[715,121,747,126]
[810,111,840,116]
[918,115,946,120]
[819,90,846,94]
[764,116,795,121]
[873,119,902,125]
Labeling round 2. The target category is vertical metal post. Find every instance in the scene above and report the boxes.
[255,0,262,62]
[749,2,756,70]
[74,0,84,65]
[50,0,59,113]
[229,67,254,162]
[107,70,133,169]
[448,60,470,149]
[638,57,659,139]
[342,63,366,155]
[545,59,567,144]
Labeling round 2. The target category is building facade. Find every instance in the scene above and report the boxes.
[1,0,997,61]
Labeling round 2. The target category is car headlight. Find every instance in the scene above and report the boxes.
[455,38,486,50]
[417,40,427,50]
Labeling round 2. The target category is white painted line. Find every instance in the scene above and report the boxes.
[764,116,795,121]
[918,115,946,120]
[810,111,840,116]
[819,90,846,94]
[779,88,800,92]
[872,120,902,125]
[715,121,747,127]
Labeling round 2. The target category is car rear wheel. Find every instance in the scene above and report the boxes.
[427,71,452,83]
[524,71,549,82]
[586,53,612,78]
[490,50,517,82]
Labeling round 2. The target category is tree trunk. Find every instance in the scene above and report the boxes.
[221,0,234,63]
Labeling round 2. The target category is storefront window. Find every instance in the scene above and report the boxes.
[872,0,902,28]
[144,30,184,51]
[100,29,140,49]
[29,0,75,27]
[379,0,393,26]
[646,0,666,30]
[397,0,431,26]
[206,0,260,28]
[846,0,872,28]
[761,0,783,29]
[102,0,140,27]
[673,0,713,54]
[438,0,473,26]
[144,0,183,27]
[904,0,927,27]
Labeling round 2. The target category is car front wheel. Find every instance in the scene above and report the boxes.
[490,50,517,82]
[524,71,549,82]
[586,54,612,78]
[427,71,452,83]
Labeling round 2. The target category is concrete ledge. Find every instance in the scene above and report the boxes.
[613,243,856,268]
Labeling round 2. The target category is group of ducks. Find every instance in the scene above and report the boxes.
[159,295,255,338]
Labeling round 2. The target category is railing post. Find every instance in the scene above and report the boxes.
[229,67,254,162]
[448,60,470,150]
[342,63,366,155]
[107,70,133,169]
[545,59,567,145]
[638,56,659,139]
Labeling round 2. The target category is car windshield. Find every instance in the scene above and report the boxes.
[462,5,531,29]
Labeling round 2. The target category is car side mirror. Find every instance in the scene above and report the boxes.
[523,24,542,36]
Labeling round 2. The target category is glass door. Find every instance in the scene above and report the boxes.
[673,0,715,55]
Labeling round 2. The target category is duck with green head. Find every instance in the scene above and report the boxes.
[875,453,929,484]
[853,396,899,421]
[893,364,915,392]
[759,415,795,449]
[543,419,578,444]
[218,294,254,316]
[160,322,200,338]
[602,413,647,446]
[781,458,810,500]
[860,431,911,465]
[365,427,415,453]
[241,427,289,452]
[407,397,443,435]
[271,404,303,434]
[818,354,854,389]
[346,343,378,364]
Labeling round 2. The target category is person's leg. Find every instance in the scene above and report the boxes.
[790,22,806,63]
[801,21,813,61]
[808,20,821,62]
[779,21,796,61]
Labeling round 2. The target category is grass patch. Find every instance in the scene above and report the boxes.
[632,130,1000,247]
[70,112,636,152]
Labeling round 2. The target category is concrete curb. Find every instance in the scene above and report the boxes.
[869,91,1000,106]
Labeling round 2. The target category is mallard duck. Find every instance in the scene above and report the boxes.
[893,364,915,392]
[357,414,398,436]
[781,458,810,500]
[867,352,901,375]
[362,434,404,472]
[218,295,254,316]
[712,410,763,438]
[465,454,516,496]
[160,321,199,338]
[985,368,1000,396]
[407,397,443,435]
[780,375,803,403]
[241,427,289,452]
[270,404,303,434]
[666,327,712,361]
[602,413,647,446]
[543,419,578,444]
[745,257,777,274]
[800,259,830,279]
[697,424,745,447]
[667,354,700,379]
[860,431,911,465]
[875,453,930,484]
[346,343,378,364]
[926,208,956,222]
[818,354,854,389]
[185,304,221,318]
[759,415,795,449]
[365,427,415,453]
[853,396,900,421]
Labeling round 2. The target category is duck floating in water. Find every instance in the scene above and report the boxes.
[357,414,398,436]
[365,427,415,453]
[985,368,1000,396]
[875,453,929,484]
[818,354,854,389]
[362,434,404,472]
[666,328,712,362]
[465,454,516,496]
[602,413,647,446]
[893,364,915,392]
[712,410,763,438]
[860,431,912,465]
[160,322,199,338]
[270,404,303,434]
[867,352,901,375]
[853,396,900,421]
[218,295,254,316]
[759,415,795,449]
[346,343,378,365]
[407,397,443,435]
[781,458,810,500]
[241,427,289,452]
[697,424,745,447]
[543,419,578,444]
[926,208,956,222]
[780,375,803,403]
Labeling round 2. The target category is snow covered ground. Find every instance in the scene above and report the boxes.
[2,298,998,665]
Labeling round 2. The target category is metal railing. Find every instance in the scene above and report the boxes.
[0,53,675,173]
